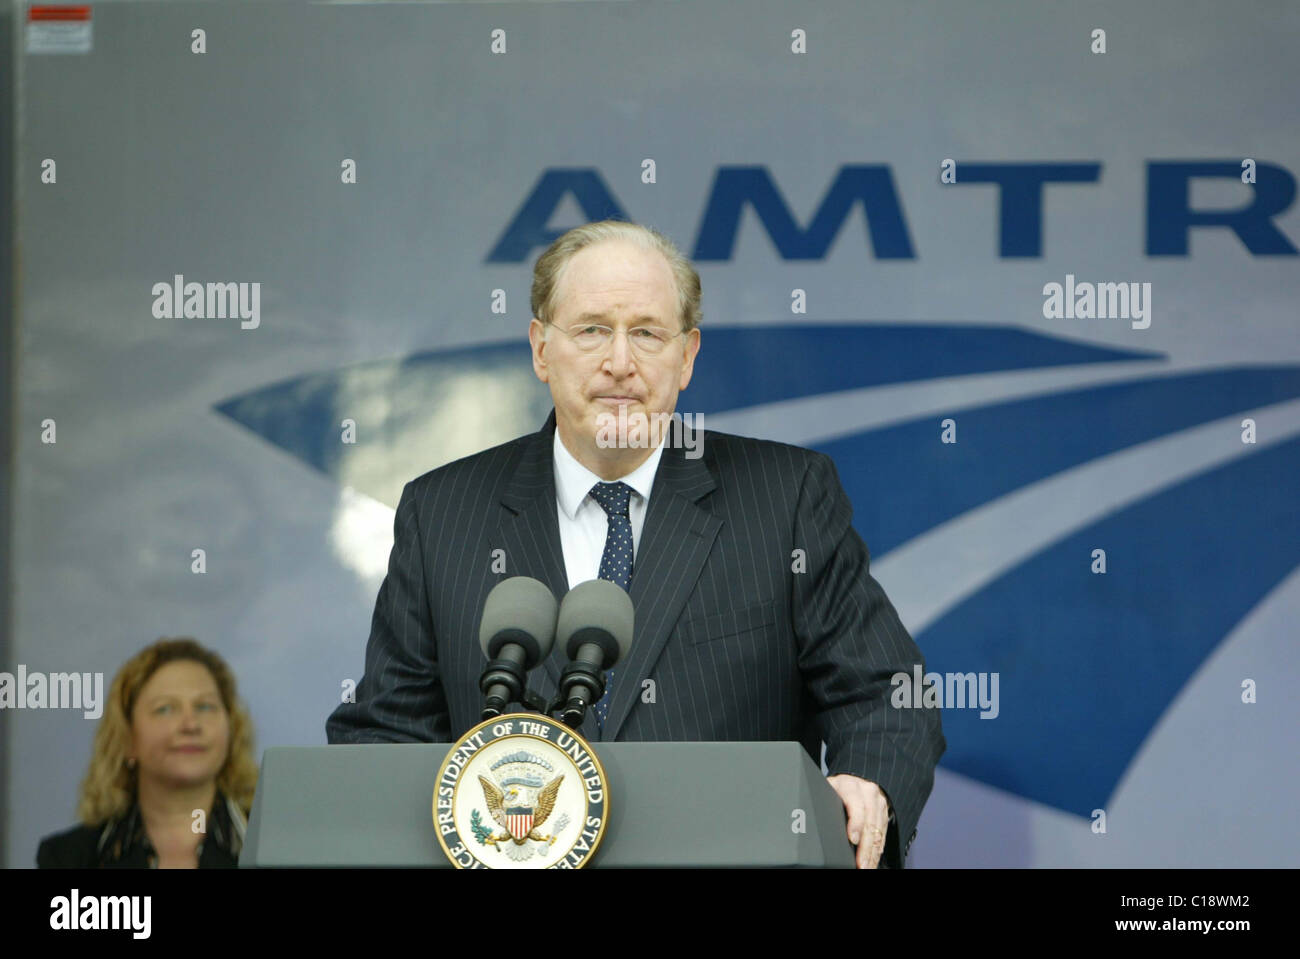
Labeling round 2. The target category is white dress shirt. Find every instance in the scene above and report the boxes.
[553,427,666,590]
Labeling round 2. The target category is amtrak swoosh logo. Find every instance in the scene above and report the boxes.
[214,324,1300,817]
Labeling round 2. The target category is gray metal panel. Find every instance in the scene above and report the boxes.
[0,0,16,869]
[242,742,855,867]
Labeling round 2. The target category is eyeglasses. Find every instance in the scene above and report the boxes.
[552,322,685,356]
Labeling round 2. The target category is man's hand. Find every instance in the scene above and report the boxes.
[826,774,890,869]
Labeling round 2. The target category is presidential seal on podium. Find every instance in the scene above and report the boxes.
[433,714,609,869]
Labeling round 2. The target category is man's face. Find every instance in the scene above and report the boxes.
[528,240,700,469]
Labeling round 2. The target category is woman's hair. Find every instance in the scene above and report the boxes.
[530,219,702,333]
[77,637,258,825]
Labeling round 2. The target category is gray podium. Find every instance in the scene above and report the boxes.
[241,741,855,867]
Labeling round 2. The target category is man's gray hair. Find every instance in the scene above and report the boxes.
[530,219,702,333]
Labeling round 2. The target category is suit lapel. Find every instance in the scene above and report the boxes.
[603,419,721,741]
[492,410,600,740]
[494,411,721,744]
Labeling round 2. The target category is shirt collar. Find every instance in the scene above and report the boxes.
[96,789,245,867]
[553,424,666,520]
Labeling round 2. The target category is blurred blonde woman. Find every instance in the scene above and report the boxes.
[37,637,258,868]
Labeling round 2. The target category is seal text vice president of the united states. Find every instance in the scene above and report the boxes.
[327,220,946,868]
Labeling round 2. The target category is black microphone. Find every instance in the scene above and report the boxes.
[478,577,558,720]
[553,579,634,729]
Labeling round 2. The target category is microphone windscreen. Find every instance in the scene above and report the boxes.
[556,578,634,665]
[478,577,558,664]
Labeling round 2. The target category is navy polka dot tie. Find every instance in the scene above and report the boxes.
[589,481,633,731]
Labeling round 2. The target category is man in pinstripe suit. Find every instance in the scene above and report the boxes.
[327,220,945,868]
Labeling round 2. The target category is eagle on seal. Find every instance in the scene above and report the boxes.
[478,774,565,846]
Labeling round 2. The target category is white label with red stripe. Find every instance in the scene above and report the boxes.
[26,5,93,55]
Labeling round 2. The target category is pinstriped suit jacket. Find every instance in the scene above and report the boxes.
[326,409,945,867]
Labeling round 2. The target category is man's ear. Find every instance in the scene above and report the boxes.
[678,327,701,391]
[528,318,550,383]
